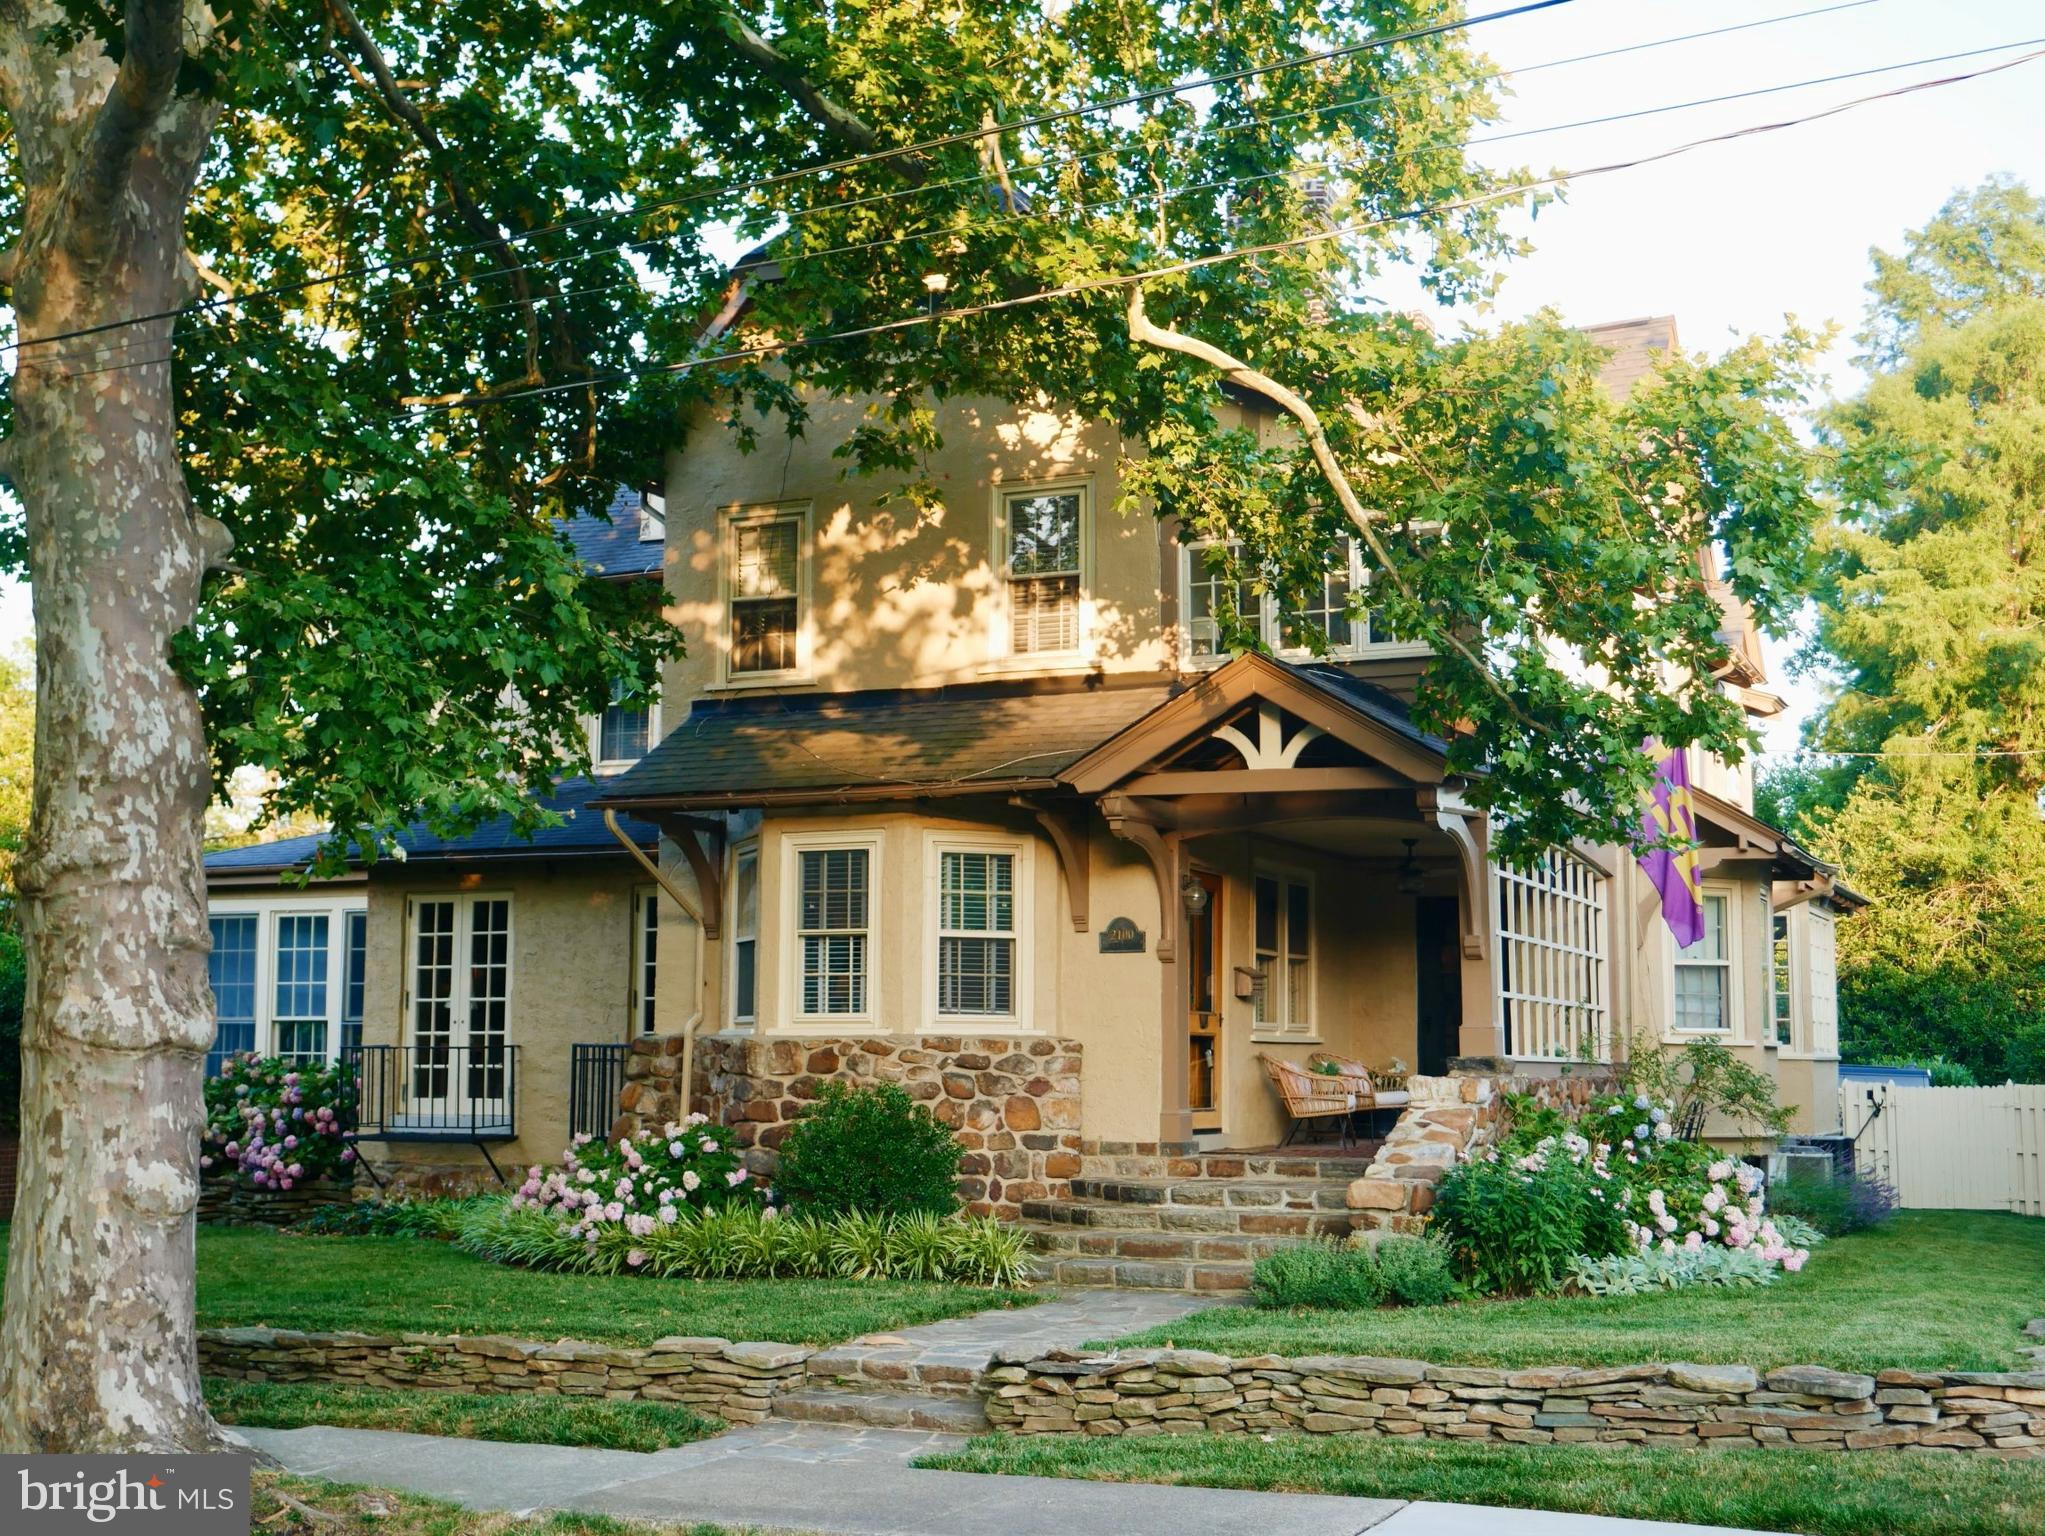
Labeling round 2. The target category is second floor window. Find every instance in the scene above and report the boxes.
[1185,536,1398,662]
[1003,487,1084,655]
[729,512,803,675]
[599,679,652,763]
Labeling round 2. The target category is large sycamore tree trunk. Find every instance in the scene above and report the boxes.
[0,1,231,1450]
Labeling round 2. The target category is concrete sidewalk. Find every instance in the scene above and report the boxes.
[241,1420,1786,1536]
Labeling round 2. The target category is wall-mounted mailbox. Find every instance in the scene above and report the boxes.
[1233,964,1261,1001]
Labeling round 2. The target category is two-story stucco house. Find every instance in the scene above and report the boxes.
[203,316,1861,1276]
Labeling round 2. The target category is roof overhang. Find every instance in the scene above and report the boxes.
[1688,786,1865,914]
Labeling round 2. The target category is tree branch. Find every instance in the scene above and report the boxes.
[712,3,926,182]
[67,0,187,249]
[1125,284,1544,732]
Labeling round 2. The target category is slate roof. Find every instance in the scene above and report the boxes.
[203,777,659,881]
[592,662,1451,808]
[558,485,664,578]
[593,680,1180,806]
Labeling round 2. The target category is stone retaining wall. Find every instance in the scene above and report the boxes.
[982,1349,2045,1456]
[617,1033,1084,1221]
[199,1327,807,1426]
[197,1177,354,1227]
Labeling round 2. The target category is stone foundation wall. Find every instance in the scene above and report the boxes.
[983,1348,2045,1455]
[197,1176,355,1227]
[199,1328,807,1426]
[616,1033,1084,1220]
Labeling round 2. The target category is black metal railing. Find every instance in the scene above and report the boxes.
[569,1042,631,1143]
[347,1043,519,1141]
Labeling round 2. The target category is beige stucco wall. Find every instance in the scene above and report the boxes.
[359,863,642,1186]
[1608,857,1842,1141]
[659,392,1215,701]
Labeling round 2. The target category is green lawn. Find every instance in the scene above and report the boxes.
[922,1433,2045,1536]
[209,1378,720,1452]
[1106,1211,2045,1372]
[0,1225,1032,1348]
[255,1474,745,1536]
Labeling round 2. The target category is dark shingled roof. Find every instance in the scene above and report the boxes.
[558,485,664,578]
[593,662,1449,808]
[203,778,658,880]
[594,680,1179,805]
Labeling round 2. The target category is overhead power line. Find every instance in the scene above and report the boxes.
[25,4,1957,381]
[382,44,2045,417]
[5,0,1573,360]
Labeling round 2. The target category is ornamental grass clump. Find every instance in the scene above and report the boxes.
[202,1053,359,1191]
[456,1195,1030,1287]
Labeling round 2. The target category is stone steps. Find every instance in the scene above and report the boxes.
[1021,1197,1352,1238]
[771,1385,989,1433]
[1026,1249,1258,1293]
[1079,1147,1380,1182]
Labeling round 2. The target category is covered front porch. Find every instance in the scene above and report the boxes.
[1049,653,1508,1154]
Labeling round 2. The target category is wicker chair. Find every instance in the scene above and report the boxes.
[1306,1052,1414,1131]
[1258,1053,1357,1147]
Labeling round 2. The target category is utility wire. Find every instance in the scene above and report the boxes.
[385,45,2045,417]
[4,0,1571,360]
[23,5,1959,380]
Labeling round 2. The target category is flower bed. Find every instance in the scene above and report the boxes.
[200,1054,358,1223]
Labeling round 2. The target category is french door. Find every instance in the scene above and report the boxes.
[408,895,512,1124]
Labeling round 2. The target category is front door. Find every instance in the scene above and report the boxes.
[1187,869,1225,1134]
[1415,895,1461,1077]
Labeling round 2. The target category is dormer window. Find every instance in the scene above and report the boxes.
[999,485,1087,656]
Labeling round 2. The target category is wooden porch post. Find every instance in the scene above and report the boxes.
[1102,795,1193,1147]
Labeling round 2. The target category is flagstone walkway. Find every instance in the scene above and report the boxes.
[241,1420,1785,1536]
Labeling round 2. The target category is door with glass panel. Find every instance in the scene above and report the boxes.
[407,895,512,1127]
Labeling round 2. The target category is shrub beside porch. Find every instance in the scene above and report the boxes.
[615,1032,1084,1220]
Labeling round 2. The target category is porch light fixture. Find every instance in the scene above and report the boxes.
[1396,839,1424,897]
[1180,876,1211,916]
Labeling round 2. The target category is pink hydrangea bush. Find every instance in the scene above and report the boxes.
[201,1053,359,1190]
[511,1116,765,1260]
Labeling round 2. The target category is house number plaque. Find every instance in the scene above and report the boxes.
[1098,916,1147,954]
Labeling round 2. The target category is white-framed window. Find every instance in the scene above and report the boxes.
[924,834,1032,1029]
[1495,851,1611,1062]
[631,886,660,1035]
[724,505,808,680]
[1770,903,1794,1049]
[729,844,759,1027]
[1183,536,1419,665]
[597,679,656,766]
[1251,870,1314,1039]
[783,834,880,1025]
[405,894,513,1108]
[996,483,1088,657]
[204,897,367,1073]
[1672,887,1734,1034]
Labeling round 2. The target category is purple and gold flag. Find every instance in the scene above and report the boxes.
[1636,749,1704,948]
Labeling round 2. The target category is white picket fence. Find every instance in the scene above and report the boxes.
[1842,1082,2045,1216]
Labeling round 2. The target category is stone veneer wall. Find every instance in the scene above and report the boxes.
[197,1176,355,1227]
[1347,1069,1622,1235]
[199,1328,806,1426]
[615,1033,1084,1221]
[983,1348,2045,1455]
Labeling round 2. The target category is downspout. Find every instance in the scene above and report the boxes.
[605,808,709,1121]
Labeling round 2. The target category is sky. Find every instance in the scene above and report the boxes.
[2,0,2040,754]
